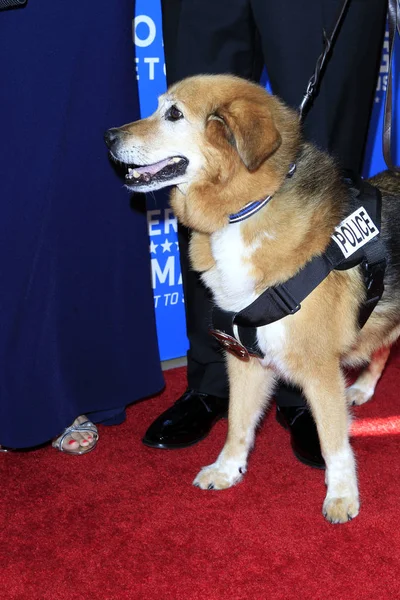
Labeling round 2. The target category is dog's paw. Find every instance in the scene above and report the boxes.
[193,461,246,490]
[346,383,374,406]
[322,495,360,524]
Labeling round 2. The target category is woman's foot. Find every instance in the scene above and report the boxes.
[52,415,99,454]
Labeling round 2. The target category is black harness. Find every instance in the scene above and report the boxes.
[210,176,387,361]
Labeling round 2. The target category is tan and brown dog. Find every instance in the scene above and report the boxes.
[105,75,400,523]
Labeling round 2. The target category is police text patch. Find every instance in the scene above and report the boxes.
[331,206,379,258]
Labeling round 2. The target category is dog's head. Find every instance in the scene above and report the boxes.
[105,75,300,231]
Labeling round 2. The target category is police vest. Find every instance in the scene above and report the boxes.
[210,178,387,361]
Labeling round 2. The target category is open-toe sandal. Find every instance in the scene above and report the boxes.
[52,418,99,455]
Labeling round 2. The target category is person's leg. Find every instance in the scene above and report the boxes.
[167,0,267,396]
[143,0,263,448]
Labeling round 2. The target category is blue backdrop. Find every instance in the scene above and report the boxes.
[134,1,399,361]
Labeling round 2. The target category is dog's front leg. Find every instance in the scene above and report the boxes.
[302,368,359,523]
[193,354,275,490]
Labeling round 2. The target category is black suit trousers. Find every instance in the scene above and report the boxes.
[161,0,387,400]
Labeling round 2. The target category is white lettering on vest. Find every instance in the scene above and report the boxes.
[331,206,379,258]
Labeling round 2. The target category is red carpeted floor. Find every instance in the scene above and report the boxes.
[1,352,400,600]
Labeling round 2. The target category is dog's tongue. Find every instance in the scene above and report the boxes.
[136,158,171,175]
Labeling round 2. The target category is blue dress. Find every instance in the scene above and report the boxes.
[0,1,164,447]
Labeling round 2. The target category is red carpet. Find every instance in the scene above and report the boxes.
[1,352,400,600]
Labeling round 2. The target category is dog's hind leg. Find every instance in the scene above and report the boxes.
[346,346,391,406]
[302,366,359,524]
[193,354,275,491]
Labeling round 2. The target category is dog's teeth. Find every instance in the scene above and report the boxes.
[169,157,181,164]
[127,168,140,179]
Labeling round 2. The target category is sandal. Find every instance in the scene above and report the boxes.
[52,416,99,455]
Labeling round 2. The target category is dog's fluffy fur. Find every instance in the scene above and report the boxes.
[107,75,400,523]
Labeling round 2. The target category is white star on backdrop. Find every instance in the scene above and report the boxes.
[150,240,158,254]
[161,238,173,253]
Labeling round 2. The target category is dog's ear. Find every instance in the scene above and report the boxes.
[209,98,282,171]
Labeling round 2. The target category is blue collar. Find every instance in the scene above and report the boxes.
[228,163,296,224]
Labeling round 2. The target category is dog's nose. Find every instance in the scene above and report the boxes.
[104,128,120,149]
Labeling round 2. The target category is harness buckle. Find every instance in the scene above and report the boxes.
[269,285,301,317]
[209,329,252,362]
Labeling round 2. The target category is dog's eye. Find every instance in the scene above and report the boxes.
[166,105,183,121]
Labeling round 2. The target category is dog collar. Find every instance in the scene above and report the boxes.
[228,163,296,224]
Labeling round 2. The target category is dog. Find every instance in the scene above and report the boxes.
[105,75,400,523]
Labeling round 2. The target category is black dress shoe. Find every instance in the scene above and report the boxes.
[276,405,325,469]
[142,389,228,449]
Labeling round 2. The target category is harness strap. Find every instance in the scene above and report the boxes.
[211,180,386,360]
[359,243,386,328]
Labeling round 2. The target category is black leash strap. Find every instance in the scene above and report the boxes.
[383,0,400,173]
[298,0,352,122]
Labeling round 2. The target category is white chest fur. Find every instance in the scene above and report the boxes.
[202,223,257,313]
[201,224,288,375]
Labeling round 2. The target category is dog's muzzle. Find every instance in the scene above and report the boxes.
[104,127,188,188]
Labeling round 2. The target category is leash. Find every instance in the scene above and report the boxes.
[300,0,400,173]
[383,0,400,173]
[298,0,352,122]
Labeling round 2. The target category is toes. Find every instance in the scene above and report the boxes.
[79,437,91,448]
[69,432,90,448]
[193,463,244,490]
[53,416,98,454]
[81,430,95,444]
[346,385,373,406]
[65,438,80,451]
[323,496,360,524]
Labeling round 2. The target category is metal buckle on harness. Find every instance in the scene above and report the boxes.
[209,329,254,362]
